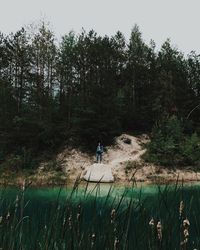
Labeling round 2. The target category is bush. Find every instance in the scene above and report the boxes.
[181,133,200,166]
[125,160,142,171]
[3,148,38,172]
[143,116,200,167]
[1,154,24,172]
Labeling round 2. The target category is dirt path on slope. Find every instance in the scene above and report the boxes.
[104,134,147,165]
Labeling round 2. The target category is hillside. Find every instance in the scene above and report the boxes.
[1,133,200,186]
[57,134,200,184]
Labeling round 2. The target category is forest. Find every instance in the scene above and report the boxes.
[1,22,200,168]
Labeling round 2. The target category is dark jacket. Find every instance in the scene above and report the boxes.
[96,145,103,154]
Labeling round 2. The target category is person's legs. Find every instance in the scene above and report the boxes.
[96,153,99,163]
[96,153,98,163]
[100,153,102,163]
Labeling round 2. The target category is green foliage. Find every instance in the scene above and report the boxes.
[180,133,200,166]
[144,116,200,166]
[1,22,200,167]
[1,148,38,171]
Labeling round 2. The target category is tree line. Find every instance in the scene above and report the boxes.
[0,22,200,166]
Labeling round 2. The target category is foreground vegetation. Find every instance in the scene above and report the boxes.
[1,21,200,170]
[0,181,199,249]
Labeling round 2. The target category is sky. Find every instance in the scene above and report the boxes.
[0,0,200,54]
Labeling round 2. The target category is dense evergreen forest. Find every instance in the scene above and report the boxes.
[1,23,200,168]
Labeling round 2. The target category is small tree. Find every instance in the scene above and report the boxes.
[144,116,200,167]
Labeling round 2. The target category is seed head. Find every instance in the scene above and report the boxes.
[68,215,72,229]
[179,201,184,217]
[157,221,162,241]
[6,212,10,220]
[183,229,189,238]
[91,233,96,247]
[114,237,119,250]
[77,212,81,222]
[183,218,190,227]
[111,209,116,224]
[149,218,155,227]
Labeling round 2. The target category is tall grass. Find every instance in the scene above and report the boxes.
[0,180,199,249]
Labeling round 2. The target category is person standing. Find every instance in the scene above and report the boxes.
[96,142,103,163]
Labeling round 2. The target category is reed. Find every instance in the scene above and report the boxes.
[0,180,199,249]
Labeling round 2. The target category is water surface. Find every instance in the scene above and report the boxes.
[0,182,200,249]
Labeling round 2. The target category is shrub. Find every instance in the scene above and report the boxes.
[180,133,200,166]
[3,148,38,172]
[144,116,200,167]
[125,160,142,171]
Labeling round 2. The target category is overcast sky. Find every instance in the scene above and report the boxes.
[0,0,199,54]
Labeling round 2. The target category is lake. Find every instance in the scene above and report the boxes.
[0,182,199,249]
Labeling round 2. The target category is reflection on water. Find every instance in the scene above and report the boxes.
[1,181,200,222]
[1,181,200,203]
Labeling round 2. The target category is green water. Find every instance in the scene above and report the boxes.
[0,182,200,249]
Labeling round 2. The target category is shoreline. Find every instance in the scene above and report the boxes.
[0,169,200,188]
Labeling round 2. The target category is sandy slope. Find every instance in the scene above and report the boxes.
[57,134,200,183]
[104,134,146,164]
[82,134,148,182]
[58,134,148,182]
